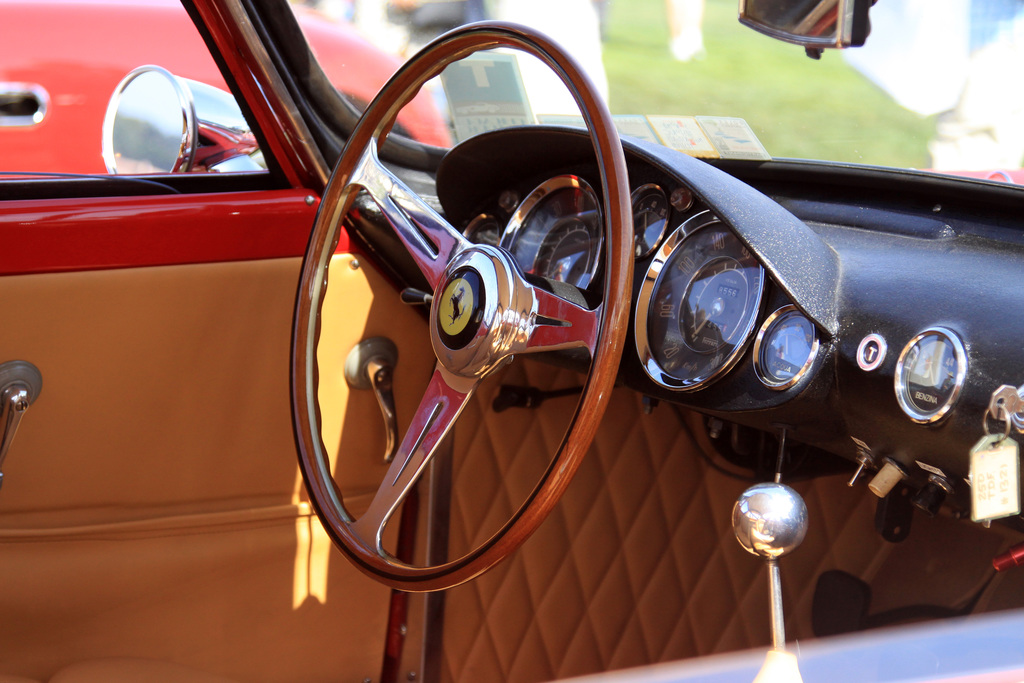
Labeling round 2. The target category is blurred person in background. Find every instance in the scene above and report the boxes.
[927,0,1024,170]
[347,0,485,55]
[846,0,1024,171]
[494,0,609,114]
[667,0,705,61]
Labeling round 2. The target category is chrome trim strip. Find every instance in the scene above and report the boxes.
[217,0,329,187]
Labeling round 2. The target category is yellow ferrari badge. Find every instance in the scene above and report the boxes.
[439,276,474,337]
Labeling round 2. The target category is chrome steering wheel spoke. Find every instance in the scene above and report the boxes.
[526,285,600,354]
[350,144,469,288]
[351,363,477,552]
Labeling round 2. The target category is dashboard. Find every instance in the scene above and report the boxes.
[417,126,1024,523]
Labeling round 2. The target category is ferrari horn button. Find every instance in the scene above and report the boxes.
[437,269,484,349]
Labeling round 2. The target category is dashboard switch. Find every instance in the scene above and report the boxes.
[868,461,907,498]
[911,474,954,517]
[857,333,887,372]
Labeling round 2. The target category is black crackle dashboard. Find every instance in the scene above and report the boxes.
[361,126,1024,522]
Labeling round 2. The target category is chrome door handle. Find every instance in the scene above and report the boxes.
[0,361,43,489]
[344,338,399,463]
[0,84,49,127]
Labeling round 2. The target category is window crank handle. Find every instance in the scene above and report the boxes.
[366,357,398,463]
[0,361,44,490]
[344,338,400,464]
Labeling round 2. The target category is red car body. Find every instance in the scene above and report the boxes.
[0,0,449,174]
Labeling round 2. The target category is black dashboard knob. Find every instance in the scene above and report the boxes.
[910,475,953,517]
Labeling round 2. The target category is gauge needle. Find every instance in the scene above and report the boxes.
[693,313,708,337]
[924,348,938,385]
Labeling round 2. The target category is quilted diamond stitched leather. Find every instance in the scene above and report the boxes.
[438,361,1016,683]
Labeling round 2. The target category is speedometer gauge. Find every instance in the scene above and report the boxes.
[501,175,602,288]
[635,212,765,391]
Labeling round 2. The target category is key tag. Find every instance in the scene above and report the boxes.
[971,405,1021,523]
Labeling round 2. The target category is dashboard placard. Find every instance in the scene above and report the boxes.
[441,53,534,142]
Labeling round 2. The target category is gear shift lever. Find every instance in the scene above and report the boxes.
[733,482,808,681]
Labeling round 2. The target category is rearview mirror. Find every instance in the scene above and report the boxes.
[738,0,871,51]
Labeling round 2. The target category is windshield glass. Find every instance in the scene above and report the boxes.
[298,0,1023,177]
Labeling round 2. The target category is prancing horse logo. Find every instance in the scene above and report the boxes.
[439,276,475,338]
[449,286,465,326]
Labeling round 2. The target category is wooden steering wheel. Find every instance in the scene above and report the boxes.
[292,21,633,592]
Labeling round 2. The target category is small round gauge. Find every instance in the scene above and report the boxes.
[463,213,503,247]
[753,305,819,389]
[631,184,670,259]
[635,212,765,391]
[894,327,967,424]
[501,175,602,288]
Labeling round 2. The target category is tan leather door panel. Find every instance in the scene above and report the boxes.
[0,248,432,681]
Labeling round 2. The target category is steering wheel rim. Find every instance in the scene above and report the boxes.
[292,21,633,592]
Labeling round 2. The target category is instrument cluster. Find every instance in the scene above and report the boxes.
[463,173,825,398]
[460,167,972,427]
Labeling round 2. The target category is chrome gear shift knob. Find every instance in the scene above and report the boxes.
[732,482,808,559]
[733,482,809,658]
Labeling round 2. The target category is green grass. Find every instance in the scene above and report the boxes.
[602,0,936,167]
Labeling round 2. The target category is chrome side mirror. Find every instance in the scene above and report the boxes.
[738,0,871,53]
[102,65,263,174]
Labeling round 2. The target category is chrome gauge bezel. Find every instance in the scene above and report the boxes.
[856,333,887,372]
[463,212,504,247]
[500,175,603,288]
[631,183,670,260]
[752,305,819,390]
[894,326,967,425]
[635,212,766,392]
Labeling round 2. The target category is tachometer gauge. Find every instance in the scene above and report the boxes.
[501,175,602,288]
[631,184,669,259]
[463,213,503,247]
[753,305,819,389]
[895,327,967,424]
[635,212,765,391]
